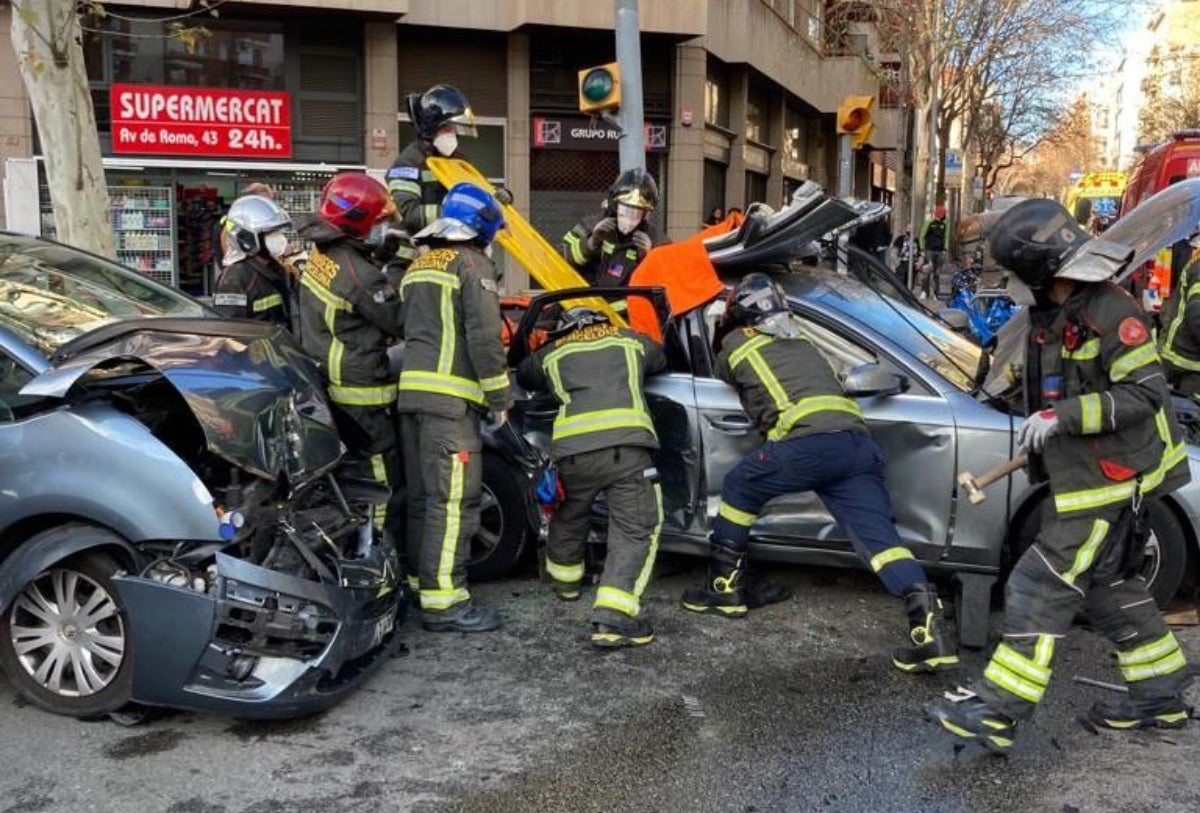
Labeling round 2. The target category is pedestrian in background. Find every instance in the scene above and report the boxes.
[919,205,949,301]
[704,205,725,226]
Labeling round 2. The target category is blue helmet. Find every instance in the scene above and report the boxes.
[416,183,506,245]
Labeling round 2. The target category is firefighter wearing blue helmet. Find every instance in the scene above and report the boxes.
[398,183,512,633]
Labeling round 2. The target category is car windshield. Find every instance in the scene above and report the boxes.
[0,237,204,357]
[795,267,985,393]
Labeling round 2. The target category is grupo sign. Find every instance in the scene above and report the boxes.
[532,115,668,152]
[110,84,292,158]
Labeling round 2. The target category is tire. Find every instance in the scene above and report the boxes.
[0,529,133,718]
[1010,497,1187,609]
[467,454,531,582]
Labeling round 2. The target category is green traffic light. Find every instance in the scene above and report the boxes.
[582,68,614,103]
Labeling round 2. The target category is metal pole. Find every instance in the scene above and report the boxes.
[838,134,853,199]
[615,0,645,172]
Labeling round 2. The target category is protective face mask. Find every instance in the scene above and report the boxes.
[484,244,494,259]
[265,232,289,258]
[433,130,458,157]
[616,203,644,235]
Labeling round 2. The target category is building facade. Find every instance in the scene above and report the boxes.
[3,0,895,293]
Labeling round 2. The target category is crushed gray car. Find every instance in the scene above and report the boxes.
[0,234,404,719]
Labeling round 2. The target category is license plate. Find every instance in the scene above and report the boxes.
[371,614,395,647]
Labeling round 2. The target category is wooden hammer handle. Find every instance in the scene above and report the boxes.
[972,454,1029,490]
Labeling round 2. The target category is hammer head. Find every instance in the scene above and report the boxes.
[957,470,987,504]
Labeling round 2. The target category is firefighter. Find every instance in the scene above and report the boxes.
[212,195,295,329]
[516,306,668,648]
[680,274,960,674]
[296,173,405,537]
[399,182,511,633]
[386,84,512,241]
[1160,235,1200,398]
[561,167,664,289]
[927,199,1193,753]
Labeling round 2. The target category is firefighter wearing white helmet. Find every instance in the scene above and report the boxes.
[213,195,295,329]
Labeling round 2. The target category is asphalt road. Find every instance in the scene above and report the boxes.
[1,562,1198,813]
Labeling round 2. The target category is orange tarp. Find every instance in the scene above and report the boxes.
[627,213,741,341]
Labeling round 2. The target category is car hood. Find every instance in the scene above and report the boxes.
[21,318,344,482]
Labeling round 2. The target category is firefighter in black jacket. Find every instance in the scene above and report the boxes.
[561,167,664,288]
[928,199,1193,753]
[296,173,405,536]
[1160,241,1200,397]
[213,195,295,329]
[680,274,960,674]
[517,306,668,648]
[399,183,511,633]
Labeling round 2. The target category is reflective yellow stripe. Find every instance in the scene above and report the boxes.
[437,451,465,592]
[718,500,757,527]
[328,383,399,407]
[388,179,421,195]
[1122,650,1188,682]
[325,303,344,385]
[1062,518,1110,585]
[992,643,1052,685]
[1110,342,1159,382]
[423,204,439,224]
[625,344,644,414]
[252,293,283,312]
[546,558,584,583]
[300,273,353,311]
[369,453,389,530]
[869,546,915,572]
[1079,393,1102,435]
[594,585,639,617]
[564,231,588,265]
[1061,338,1100,360]
[1033,633,1056,668]
[480,372,509,392]
[542,336,646,369]
[420,587,471,610]
[632,482,664,598]
[1162,279,1200,370]
[1118,633,1181,666]
[400,270,461,291]
[1054,440,1187,513]
[770,395,864,440]
[398,371,486,404]
[552,408,656,440]
[405,574,420,592]
[727,334,774,369]
[984,661,1047,704]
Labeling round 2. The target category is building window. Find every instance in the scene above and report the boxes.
[745,170,768,207]
[746,79,770,143]
[398,116,507,183]
[705,58,730,129]
[703,159,727,218]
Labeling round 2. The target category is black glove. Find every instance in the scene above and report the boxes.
[588,217,617,250]
[494,187,514,206]
[631,230,653,255]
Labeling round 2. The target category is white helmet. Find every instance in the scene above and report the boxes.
[223,195,291,264]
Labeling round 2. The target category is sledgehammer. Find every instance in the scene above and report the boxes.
[957,454,1029,505]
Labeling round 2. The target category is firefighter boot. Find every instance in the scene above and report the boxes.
[925,687,1018,754]
[1085,696,1194,731]
[591,616,654,649]
[744,569,793,609]
[893,583,960,673]
[680,538,748,618]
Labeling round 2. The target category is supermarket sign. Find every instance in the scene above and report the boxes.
[110,84,292,158]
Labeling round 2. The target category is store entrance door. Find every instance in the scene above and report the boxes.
[176,181,232,295]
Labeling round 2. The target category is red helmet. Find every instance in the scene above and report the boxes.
[318,172,395,238]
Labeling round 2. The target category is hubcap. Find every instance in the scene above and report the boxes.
[9,568,125,697]
[470,483,504,565]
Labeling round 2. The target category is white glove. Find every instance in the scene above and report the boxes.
[1018,409,1060,454]
[631,230,653,255]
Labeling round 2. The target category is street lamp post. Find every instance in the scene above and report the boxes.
[614,0,645,172]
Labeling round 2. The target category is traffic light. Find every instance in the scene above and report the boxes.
[837,94,876,150]
[578,62,622,114]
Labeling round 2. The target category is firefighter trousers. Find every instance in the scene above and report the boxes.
[544,446,663,625]
[400,410,482,616]
[337,403,401,536]
[713,430,927,597]
[976,502,1191,720]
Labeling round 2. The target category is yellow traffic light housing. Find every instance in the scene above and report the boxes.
[837,94,876,150]
[578,63,622,114]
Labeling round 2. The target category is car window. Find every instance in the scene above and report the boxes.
[0,351,53,422]
[790,314,876,377]
[0,238,204,357]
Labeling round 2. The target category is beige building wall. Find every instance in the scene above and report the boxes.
[0,4,33,231]
[363,22,400,171]
[667,42,708,238]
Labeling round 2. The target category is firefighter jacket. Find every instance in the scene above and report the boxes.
[397,243,512,415]
[561,212,664,288]
[1160,257,1200,379]
[517,323,667,460]
[1026,281,1190,518]
[386,140,461,236]
[213,257,295,330]
[295,218,404,409]
[716,327,867,442]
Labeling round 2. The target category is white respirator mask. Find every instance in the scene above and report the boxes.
[616,203,645,236]
[265,231,289,258]
[432,130,459,157]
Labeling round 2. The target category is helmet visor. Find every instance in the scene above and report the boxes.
[448,108,477,138]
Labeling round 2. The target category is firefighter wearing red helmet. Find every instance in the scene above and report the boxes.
[297,172,405,538]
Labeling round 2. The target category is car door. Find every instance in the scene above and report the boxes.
[694,307,958,558]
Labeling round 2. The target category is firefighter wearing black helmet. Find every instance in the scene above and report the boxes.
[561,167,665,288]
[680,273,959,675]
[927,198,1192,753]
[516,305,667,647]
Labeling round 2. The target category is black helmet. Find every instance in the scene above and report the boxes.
[553,306,609,338]
[406,84,477,140]
[608,167,659,212]
[988,198,1090,289]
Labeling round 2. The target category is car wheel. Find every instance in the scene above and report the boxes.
[0,538,133,717]
[467,454,531,582]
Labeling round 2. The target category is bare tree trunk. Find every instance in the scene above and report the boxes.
[12,0,113,257]
[893,28,913,240]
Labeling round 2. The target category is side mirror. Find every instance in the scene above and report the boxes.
[844,363,909,397]
[939,308,970,331]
